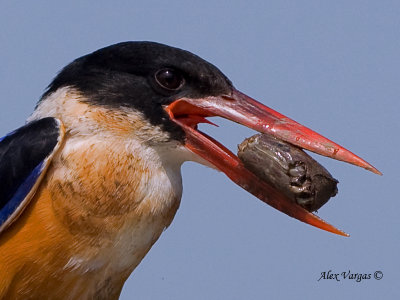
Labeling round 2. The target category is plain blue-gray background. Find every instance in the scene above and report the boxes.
[0,1,398,299]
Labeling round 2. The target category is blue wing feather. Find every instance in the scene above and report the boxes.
[0,118,64,233]
[0,162,44,226]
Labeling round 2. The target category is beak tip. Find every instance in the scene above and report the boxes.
[360,161,382,175]
[370,167,383,176]
[318,221,350,237]
[338,150,382,176]
[337,230,350,238]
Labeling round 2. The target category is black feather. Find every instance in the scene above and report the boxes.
[41,42,233,141]
[0,118,60,211]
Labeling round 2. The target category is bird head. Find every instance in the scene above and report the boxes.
[37,41,380,235]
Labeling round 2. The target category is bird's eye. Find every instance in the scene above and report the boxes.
[154,69,184,91]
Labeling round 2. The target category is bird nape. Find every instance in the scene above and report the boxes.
[0,41,380,299]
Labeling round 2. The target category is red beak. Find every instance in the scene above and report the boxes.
[165,89,381,236]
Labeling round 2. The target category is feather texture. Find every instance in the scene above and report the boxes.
[0,117,64,234]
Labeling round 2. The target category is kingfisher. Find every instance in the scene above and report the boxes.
[0,42,380,299]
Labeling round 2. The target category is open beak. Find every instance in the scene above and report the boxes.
[165,89,381,236]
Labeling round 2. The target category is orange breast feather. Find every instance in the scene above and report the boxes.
[0,137,181,299]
